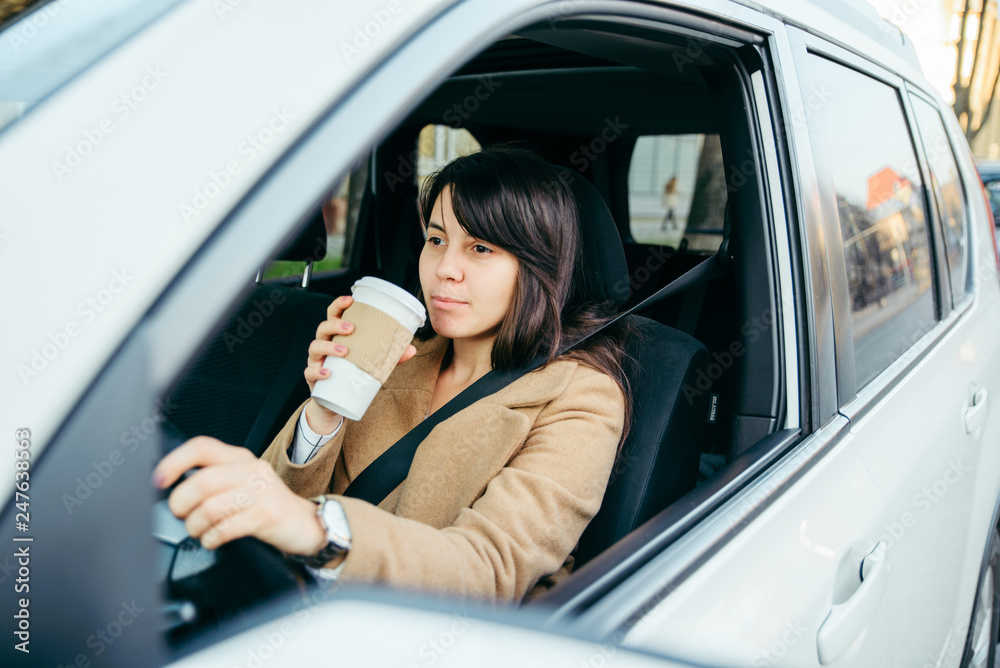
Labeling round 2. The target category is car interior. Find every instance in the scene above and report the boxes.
[157,14,787,647]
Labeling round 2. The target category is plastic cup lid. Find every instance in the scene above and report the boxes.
[352,276,426,322]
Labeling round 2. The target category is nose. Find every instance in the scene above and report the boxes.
[434,245,463,282]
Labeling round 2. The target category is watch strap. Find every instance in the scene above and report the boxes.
[287,496,351,569]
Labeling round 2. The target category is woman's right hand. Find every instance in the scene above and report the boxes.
[303,295,417,432]
[304,295,357,395]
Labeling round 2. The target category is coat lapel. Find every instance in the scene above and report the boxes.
[395,400,531,527]
[337,333,582,526]
[339,335,448,481]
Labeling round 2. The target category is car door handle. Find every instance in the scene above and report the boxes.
[965,386,989,434]
[816,543,888,664]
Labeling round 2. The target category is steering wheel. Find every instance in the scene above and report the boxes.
[154,500,313,633]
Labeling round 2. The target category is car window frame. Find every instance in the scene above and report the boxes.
[536,3,824,633]
[788,28,965,421]
[906,85,976,314]
[149,0,797,643]
[42,0,797,656]
[12,0,885,657]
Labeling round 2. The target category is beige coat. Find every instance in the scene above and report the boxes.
[260,334,625,603]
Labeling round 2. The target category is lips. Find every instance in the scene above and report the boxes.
[430,295,467,309]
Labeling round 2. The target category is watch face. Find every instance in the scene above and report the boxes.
[319,500,351,548]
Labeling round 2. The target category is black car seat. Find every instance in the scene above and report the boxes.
[550,165,711,569]
[162,211,333,455]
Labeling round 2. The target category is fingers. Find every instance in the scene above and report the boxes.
[315,317,353,341]
[152,436,251,490]
[184,493,274,549]
[317,298,355,349]
[325,294,353,321]
[305,338,349,390]
[182,482,324,555]
[308,296,355,384]
[194,509,255,550]
[167,460,276,519]
[308,339,348,360]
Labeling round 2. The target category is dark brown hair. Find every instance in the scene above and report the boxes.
[416,146,632,447]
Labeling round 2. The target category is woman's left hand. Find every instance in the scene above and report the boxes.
[152,436,325,555]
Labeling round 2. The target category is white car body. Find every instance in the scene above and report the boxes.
[1,0,998,666]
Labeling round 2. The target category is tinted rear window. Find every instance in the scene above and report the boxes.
[803,55,937,388]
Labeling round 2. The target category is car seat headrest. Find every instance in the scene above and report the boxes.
[275,209,328,263]
[549,165,630,307]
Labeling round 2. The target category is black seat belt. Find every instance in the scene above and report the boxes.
[342,252,727,505]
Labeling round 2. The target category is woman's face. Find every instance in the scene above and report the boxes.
[419,186,519,345]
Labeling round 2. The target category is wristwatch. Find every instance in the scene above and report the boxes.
[288,496,352,569]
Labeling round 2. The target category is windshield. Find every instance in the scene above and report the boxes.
[0,0,187,133]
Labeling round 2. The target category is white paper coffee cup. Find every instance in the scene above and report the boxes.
[311,277,426,421]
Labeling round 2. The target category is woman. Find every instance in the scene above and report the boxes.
[661,175,678,231]
[153,147,630,604]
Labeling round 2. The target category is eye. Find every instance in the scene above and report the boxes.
[473,244,493,255]
[427,235,445,247]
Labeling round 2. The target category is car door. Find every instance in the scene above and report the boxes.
[1,0,729,665]
[788,28,1000,667]
[538,3,900,666]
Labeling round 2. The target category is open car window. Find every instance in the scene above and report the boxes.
[152,9,786,653]
[0,1,794,664]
